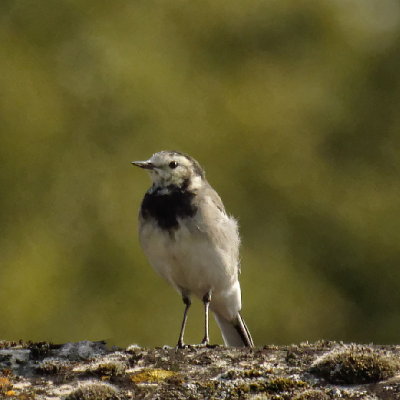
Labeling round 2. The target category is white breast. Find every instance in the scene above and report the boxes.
[139,213,239,300]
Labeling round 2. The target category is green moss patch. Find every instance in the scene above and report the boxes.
[130,368,179,383]
[91,362,126,378]
[234,377,308,396]
[65,383,120,400]
[310,346,399,384]
[293,389,329,400]
[36,359,71,375]
[264,377,308,392]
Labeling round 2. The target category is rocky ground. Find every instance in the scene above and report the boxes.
[1,340,400,399]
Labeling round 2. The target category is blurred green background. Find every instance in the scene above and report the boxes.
[1,0,400,347]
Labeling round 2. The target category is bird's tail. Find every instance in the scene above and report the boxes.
[214,312,254,347]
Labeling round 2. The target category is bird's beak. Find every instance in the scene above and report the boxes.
[131,160,155,170]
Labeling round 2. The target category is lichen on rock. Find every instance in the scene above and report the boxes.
[0,340,399,399]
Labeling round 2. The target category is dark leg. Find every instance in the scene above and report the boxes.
[201,291,212,345]
[177,295,191,348]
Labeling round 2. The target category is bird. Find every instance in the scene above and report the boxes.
[132,150,253,348]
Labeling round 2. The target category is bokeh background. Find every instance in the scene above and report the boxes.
[1,0,400,347]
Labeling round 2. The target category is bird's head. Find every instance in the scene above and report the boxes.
[132,151,205,190]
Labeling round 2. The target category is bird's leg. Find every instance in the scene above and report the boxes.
[177,295,191,348]
[201,291,212,346]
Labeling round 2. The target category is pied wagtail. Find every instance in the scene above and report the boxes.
[132,151,253,347]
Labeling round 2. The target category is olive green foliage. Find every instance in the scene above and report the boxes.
[1,1,400,347]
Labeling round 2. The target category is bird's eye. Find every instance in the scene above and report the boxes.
[169,161,178,169]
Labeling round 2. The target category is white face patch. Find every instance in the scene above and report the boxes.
[146,151,203,190]
[189,175,202,190]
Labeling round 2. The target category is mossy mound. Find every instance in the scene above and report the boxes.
[130,368,179,383]
[36,359,71,375]
[234,377,308,397]
[310,345,399,384]
[65,383,120,400]
[292,389,329,400]
[91,361,126,377]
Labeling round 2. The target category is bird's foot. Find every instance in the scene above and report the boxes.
[200,336,209,346]
[176,340,188,350]
[176,338,217,350]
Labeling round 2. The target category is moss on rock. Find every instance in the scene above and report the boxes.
[130,368,179,383]
[292,389,329,400]
[91,361,126,377]
[310,345,399,384]
[65,383,119,400]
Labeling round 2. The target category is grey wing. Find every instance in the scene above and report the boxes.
[195,183,241,275]
[205,185,226,213]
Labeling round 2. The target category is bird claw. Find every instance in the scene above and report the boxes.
[176,340,188,350]
[175,341,216,351]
